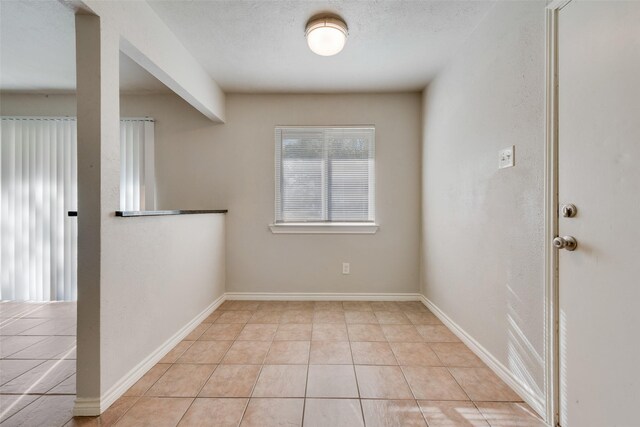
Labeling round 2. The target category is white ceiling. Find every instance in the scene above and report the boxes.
[0,0,75,92]
[148,0,495,92]
[0,0,168,93]
[1,0,495,94]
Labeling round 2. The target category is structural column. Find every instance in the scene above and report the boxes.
[74,13,120,416]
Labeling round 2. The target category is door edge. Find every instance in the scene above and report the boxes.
[544,1,570,425]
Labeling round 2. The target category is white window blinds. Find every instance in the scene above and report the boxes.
[0,117,154,301]
[1,117,78,301]
[275,127,375,223]
[120,118,156,211]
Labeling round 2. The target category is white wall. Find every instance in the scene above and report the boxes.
[420,1,546,411]
[136,93,422,295]
[101,213,225,392]
[0,93,76,116]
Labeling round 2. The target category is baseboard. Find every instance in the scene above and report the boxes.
[225,292,422,301]
[73,293,226,416]
[72,398,102,417]
[420,295,546,419]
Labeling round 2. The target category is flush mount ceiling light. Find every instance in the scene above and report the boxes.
[305,15,348,56]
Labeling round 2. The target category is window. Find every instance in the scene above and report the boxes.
[272,126,377,234]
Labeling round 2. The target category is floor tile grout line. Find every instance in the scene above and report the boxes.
[235,349,266,427]
[0,304,54,327]
[0,318,48,335]
[117,360,174,419]
[3,338,77,361]
[471,399,495,427]
[12,333,77,337]
[0,335,52,359]
[444,364,477,403]
[300,336,311,427]
[237,318,276,426]
[1,334,75,338]
[108,395,143,426]
[9,318,76,337]
[0,392,76,396]
[0,359,49,388]
[0,347,76,398]
[346,332,367,426]
[172,352,223,426]
[0,345,76,425]
[0,392,50,425]
[40,370,76,396]
[388,311,432,427]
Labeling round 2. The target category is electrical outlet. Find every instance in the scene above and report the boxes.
[498,146,515,169]
[342,263,350,275]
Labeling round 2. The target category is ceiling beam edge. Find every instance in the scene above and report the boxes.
[70,0,226,123]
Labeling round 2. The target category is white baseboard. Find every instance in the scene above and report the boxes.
[73,293,226,416]
[420,295,546,419]
[225,292,422,301]
[72,398,101,417]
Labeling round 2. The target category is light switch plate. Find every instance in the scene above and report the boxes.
[499,146,515,169]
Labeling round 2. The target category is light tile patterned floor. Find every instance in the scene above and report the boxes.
[0,301,77,427]
[0,300,547,426]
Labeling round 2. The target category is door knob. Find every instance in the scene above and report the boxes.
[553,236,578,251]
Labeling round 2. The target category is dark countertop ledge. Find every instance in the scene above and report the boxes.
[116,210,228,217]
[68,210,227,217]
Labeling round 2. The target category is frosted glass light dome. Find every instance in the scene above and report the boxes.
[305,16,348,56]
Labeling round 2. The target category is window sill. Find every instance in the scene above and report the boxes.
[269,222,379,234]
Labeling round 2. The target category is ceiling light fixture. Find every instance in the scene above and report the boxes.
[305,15,348,56]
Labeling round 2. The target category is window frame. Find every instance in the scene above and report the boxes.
[270,125,379,234]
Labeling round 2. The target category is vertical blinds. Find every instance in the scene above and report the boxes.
[0,117,154,301]
[120,119,156,211]
[1,118,78,301]
[275,127,375,223]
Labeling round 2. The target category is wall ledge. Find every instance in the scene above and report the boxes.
[115,210,228,217]
[269,222,378,234]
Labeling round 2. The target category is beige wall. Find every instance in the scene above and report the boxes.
[1,92,422,295]
[0,93,76,115]
[144,92,422,295]
[421,1,546,410]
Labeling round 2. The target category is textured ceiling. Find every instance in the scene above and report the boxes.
[0,0,169,93]
[148,0,495,92]
[1,0,495,93]
[0,0,75,92]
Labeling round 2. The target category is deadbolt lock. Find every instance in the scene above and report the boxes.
[561,204,577,218]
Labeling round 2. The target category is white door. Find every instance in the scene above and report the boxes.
[557,1,640,426]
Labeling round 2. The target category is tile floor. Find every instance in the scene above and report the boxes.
[1,300,547,426]
[0,301,77,427]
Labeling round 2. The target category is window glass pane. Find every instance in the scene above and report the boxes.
[275,127,374,223]
[280,132,325,221]
[327,131,372,221]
